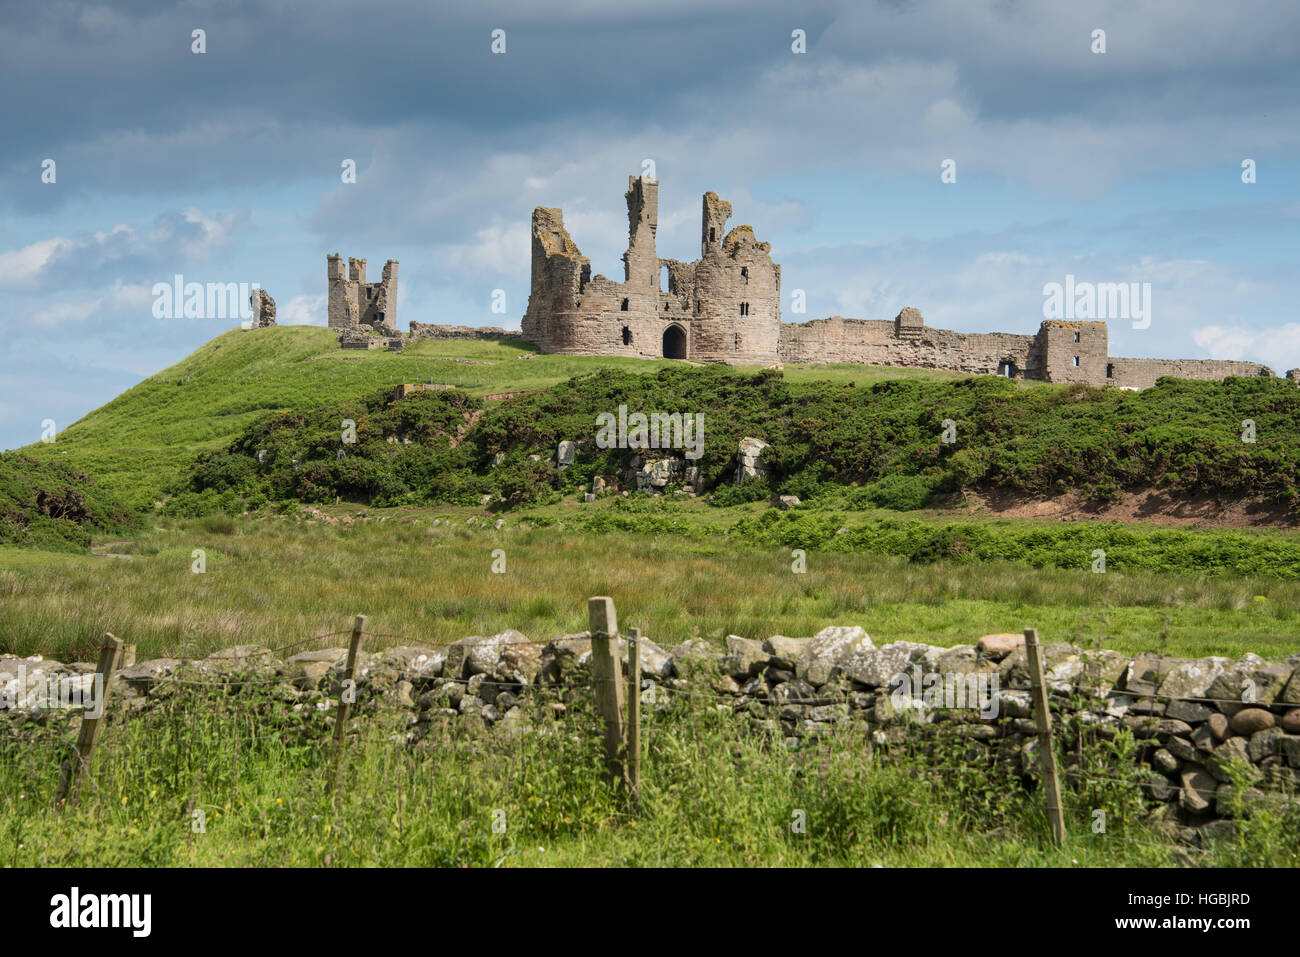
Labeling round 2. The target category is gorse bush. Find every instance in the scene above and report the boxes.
[0,453,137,551]
[710,476,770,507]
[170,388,491,510]
[168,366,1300,515]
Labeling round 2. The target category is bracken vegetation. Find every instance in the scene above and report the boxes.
[168,364,1300,522]
[0,453,136,551]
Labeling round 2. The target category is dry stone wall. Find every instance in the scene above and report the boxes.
[8,632,1299,838]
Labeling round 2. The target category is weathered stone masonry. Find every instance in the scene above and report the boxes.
[327,253,398,335]
[522,175,1277,388]
[522,176,783,365]
[248,289,276,328]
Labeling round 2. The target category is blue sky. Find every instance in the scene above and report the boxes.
[2,0,1299,451]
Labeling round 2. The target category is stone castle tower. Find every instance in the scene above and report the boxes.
[327,254,398,334]
[522,175,781,363]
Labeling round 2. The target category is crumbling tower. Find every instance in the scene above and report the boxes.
[327,253,398,334]
[689,192,782,364]
[522,175,780,364]
[623,175,659,289]
[700,190,731,258]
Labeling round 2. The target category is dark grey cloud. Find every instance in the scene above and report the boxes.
[6,0,1298,213]
[0,0,834,210]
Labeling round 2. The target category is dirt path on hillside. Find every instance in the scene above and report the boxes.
[958,489,1296,528]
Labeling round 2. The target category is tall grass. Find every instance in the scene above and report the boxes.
[6,681,1296,867]
[2,509,1298,663]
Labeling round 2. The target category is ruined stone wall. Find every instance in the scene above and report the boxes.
[373,260,398,333]
[249,289,276,328]
[522,177,780,364]
[773,313,1276,389]
[408,322,523,341]
[327,254,352,330]
[778,315,1041,377]
[1107,357,1275,390]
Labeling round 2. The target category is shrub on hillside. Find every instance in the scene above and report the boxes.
[167,366,1300,517]
[710,477,770,507]
[0,453,137,551]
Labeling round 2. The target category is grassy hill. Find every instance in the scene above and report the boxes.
[19,325,968,510]
[22,322,1300,523]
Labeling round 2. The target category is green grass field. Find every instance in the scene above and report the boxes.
[4,505,1298,664]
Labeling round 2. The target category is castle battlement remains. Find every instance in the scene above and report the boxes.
[521,175,1276,389]
[327,253,398,335]
[523,175,782,364]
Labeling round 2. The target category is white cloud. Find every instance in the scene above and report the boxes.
[439,223,532,279]
[278,294,326,326]
[32,299,99,328]
[0,209,248,294]
[1193,324,1300,371]
[148,207,246,260]
[0,237,75,288]
[30,280,153,329]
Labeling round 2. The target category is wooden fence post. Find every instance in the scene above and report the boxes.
[1024,627,1067,848]
[587,597,627,787]
[329,614,367,790]
[55,633,126,808]
[627,626,642,803]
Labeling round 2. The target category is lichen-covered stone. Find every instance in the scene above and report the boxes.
[722,635,767,680]
[796,626,873,687]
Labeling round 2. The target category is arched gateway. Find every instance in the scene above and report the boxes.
[663,324,687,359]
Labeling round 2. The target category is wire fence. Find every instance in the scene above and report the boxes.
[12,616,1297,860]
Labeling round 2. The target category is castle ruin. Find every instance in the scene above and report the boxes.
[327,254,398,335]
[522,176,783,364]
[522,175,1275,389]
[248,289,276,328]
